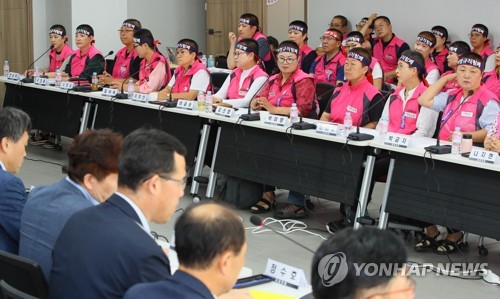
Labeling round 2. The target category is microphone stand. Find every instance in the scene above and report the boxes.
[21,45,54,83]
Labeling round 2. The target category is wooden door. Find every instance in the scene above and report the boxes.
[205,0,264,57]
[0,0,33,106]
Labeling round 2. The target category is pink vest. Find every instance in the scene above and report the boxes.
[475,44,494,65]
[431,47,449,74]
[369,57,380,71]
[48,44,74,72]
[439,86,498,140]
[267,69,313,107]
[238,32,272,62]
[482,70,500,99]
[172,60,210,93]
[112,47,138,78]
[70,45,102,77]
[425,59,439,76]
[314,51,346,84]
[139,52,171,88]
[328,77,381,126]
[388,82,427,134]
[299,44,313,66]
[441,70,460,92]
[226,66,268,99]
[372,35,406,82]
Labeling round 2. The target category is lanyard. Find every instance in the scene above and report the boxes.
[276,90,287,107]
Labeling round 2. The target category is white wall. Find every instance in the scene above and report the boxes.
[307,0,499,49]
[266,0,305,43]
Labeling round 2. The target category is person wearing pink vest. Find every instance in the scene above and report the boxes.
[413,31,440,85]
[417,53,500,254]
[344,31,383,90]
[430,26,451,74]
[440,41,471,92]
[99,19,142,86]
[469,24,495,72]
[111,29,171,94]
[481,44,500,99]
[227,13,276,75]
[484,112,500,152]
[64,24,104,81]
[158,39,210,101]
[371,16,410,85]
[311,29,346,85]
[287,20,317,73]
[320,47,384,129]
[213,38,268,108]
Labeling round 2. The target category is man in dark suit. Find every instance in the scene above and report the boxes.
[49,128,187,299]
[19,129,123,280]
[0,107,31,254]
[123,202,252,299]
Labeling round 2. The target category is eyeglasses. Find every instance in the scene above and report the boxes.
[158,174,187,188]
[133,43,140,49]
[118,29,134,34]
[320,36,337,42]
[277,56,297,64]
[176,50,189,56]
[234,51,248,58]
[396,64,411,70]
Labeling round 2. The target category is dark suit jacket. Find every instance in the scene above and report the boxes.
[0,168,26,254]
[123,270,214,299]
[19,178,94,280]
[49,194,170,299]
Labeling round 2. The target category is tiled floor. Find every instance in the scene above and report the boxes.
[19,137,500,298]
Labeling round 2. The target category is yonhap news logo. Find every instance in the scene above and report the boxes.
[317,252,348,287]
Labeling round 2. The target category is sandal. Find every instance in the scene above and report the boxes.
[435,234,464,255]
[250,198,275,214]
[274,204,306,219]
[414,233,440,252]
[29,132,49,145]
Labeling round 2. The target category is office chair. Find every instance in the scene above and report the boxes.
[210,72,229,94]
[315,82,336,116]
[0,280,39,299]
[0,251,48,299]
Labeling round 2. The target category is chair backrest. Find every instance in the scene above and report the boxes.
[0,281,39,299]
[210,72,230,94]
[315,82,336,116]
[0,251,48,299]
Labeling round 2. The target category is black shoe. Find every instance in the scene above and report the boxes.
[326,216,354,234]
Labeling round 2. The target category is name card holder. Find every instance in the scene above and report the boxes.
[384,133,410,148]
[101,87,118,97]
[7,72,21,81]
[34,77,49,86]
[264,258,308,289]
[215,106,236,118]
[469,148,497,164]
[176,99,196,110]
[315,123,338,136]
[60,81,75,90]
[263,114,289,127]
[131,92,149,103]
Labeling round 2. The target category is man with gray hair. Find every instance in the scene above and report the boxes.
[0,107,32,253]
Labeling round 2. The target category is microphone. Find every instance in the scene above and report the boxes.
[162,90,177,107]
[21,45,54,83]
[425,90,474,154]
[71,50,114,91]
[250,215,315,254]
[240,76,270,121]
[347,92,386,141]
[115,57,161,99]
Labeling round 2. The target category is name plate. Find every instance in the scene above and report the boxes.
[384,133,410,148]
[60,81,75,90]
[316,123,338,136]
[263,114,289,126]
[176,99,196,110]
[264,258,308,289]
[34,77,49,86]
[469,148,497,164]
[215,106,236,118]
[101,87,118,97]
[7,72,21,81]
[131,92,149,103]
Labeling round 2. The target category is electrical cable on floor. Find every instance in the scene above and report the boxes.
[25,157,64,168]
[246,217,327,241]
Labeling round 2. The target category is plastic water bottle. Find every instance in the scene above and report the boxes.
[290,103,299,123]
[377,116,389,142]
[34,66,40,79]
[3,60,9,76]
[201,55,207,67]
[451,127,462,155]
[205,91,213,113]
[91,72,98,91]
[207,54,215,68]
[127,79,135,99]
[55,69,62,87]
[197,90,205,112]
[343,112,353,136]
